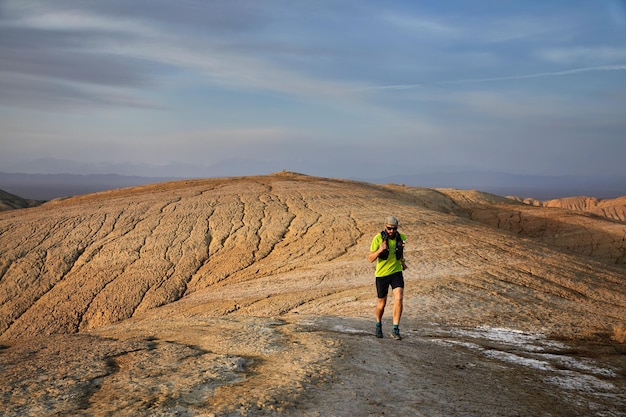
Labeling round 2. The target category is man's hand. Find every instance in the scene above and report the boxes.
[369,241,388,263]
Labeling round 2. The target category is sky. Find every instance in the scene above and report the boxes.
[1,0,625,181]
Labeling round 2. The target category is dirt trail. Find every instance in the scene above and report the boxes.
[1,312,624,416]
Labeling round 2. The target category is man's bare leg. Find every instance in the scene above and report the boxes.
[390,287,404,339]
[376,297,387,323]
[392,287,403,325]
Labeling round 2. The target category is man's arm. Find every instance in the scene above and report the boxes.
[369,240,387,263]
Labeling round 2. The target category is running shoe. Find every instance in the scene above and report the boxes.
[390,327,402,340]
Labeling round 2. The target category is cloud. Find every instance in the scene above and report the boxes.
[382,13,461,39]
[536,47,626,65]
[440,64,626,85]
[1,1,625,180]
[0,74,163,111]
[356,65,626,91]
[0,0,366,114]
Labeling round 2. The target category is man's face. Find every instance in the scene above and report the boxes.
[385,225,397,236]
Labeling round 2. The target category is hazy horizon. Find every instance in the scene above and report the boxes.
[2,166,626,201]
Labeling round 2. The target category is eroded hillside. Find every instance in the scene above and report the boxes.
[437,189,626,265]
[1,173,624,341]
[1,173,625,416]
[511,195,626,223]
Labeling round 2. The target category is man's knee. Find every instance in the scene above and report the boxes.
[393,287,404,300]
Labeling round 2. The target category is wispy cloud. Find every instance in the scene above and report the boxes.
[382,13,460,39]
[536,47,626,65]
[0,0,362,111]
[357,65,626,91]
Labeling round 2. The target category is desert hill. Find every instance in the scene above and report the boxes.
[438,189,626,266]
[1,172,625,416]
[511,195,626,223]
[0,189,43,212]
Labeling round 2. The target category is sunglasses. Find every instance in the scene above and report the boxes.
[386,226,398,231]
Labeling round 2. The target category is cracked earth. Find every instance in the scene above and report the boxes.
[1,172,625,416]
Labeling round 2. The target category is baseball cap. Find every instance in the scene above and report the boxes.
[385,216,398,226]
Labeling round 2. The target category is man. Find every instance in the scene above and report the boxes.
[369,216,407,340]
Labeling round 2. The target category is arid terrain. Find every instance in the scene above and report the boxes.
[0,189,42,212]
[0,172,625,416]
[511,194,626,223]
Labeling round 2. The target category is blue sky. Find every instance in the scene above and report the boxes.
[1,0,625,180]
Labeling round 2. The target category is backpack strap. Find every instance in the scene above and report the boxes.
[395,232,404,260]
[379,229,404,260]
[378,230,390,260]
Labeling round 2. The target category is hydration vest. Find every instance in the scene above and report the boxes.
[378,230,404,260]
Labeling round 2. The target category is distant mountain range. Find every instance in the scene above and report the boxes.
[0,172,180,201]
[1,170,625,201]
[357,172,626,200]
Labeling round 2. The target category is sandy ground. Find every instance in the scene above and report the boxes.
[1,310,624,416]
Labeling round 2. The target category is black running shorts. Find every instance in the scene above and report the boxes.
[375,271,404,299]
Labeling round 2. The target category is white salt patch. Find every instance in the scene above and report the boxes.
[483,350,553,371]
[446,326,567,352]
[544,373,616,393]
[429,326,619,400]
[429,338,483,351]
[332,324,370,335]
[539,353,618,378]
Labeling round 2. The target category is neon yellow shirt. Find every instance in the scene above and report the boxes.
[370,232,406,278]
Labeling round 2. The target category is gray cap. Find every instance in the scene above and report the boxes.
[385,216,398,226]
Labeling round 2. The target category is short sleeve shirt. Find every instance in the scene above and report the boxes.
[370,232,406,278]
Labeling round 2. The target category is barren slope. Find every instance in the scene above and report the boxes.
[511,195,626,223]
[438,189,626,266]
[0,189,43,212]
[1,173,625,416]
